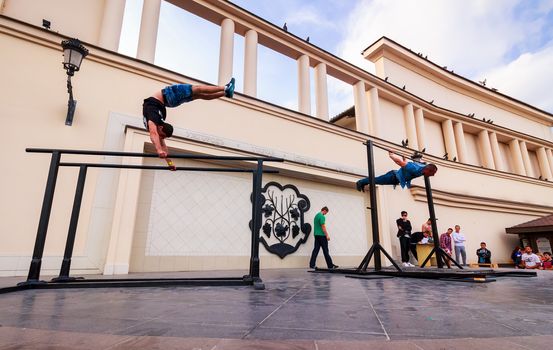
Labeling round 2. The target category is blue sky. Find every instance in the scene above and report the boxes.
[120,0,553,115]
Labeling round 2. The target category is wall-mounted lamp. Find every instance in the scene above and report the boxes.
[61,38,88,126]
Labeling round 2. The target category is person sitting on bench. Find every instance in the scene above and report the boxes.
[476,242,492,265]
[356,151,437,191]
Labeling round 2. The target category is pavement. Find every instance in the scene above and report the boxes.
[0,268,552,349]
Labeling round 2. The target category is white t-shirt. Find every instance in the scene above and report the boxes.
[521,253,541,267]
[452,231,466,246]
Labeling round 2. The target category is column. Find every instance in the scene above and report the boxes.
[98,0,126,51]
[243,29,258,97]
[367,87,380,136]
[489,132,505,171]
[353,81,369,133]
[537,147,553,180]
[314,62,328,119]
[0,0,5,13]
[136,0,161,63]
[414,108,426,151]
[218,18,235,86]
[104,133,144,275]
[478,130,495,169]
[453,122,468,163]
[509,139,526,176]
[442,119,458,161]
[403,104,419,150]
[519,141,535,177]
[547,149,553,177]
[297,55,311,115]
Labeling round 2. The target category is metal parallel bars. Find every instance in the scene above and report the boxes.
[21,148,283,288]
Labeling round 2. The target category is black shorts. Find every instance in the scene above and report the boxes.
[142,97,166,129]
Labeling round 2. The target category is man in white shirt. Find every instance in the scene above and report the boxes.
[452,225,467,266]
[521,246,541,269]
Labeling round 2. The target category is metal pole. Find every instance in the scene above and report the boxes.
[25,151,61,283]
[59,162,279,172]
[249,160,264,280]
[65,75,76,126]
[55,165,88,281]
[27,148,284,162]
[248,170,258,279]
[423,175,444,268]
[367,141,382,270]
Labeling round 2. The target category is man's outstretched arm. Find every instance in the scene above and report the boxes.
[159,137,176,170]
[148,121,167,158]
[389,152,408,167]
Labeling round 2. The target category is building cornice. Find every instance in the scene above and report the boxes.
[363,36,553,125]
[409,185,553,217]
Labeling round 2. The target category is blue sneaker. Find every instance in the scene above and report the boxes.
[356,180,365,192]
[224,77,235,98]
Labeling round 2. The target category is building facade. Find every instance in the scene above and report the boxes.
[1,0,552,277]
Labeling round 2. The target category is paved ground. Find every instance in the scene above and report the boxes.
[0,268,552,349]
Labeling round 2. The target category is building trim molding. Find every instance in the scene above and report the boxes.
[410,185,553,216]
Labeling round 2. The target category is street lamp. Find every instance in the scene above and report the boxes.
[61,38,88,126]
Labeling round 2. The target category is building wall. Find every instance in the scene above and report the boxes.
[377,56,553,141]
[1,3,553,277]
[130,158,369,272]
[1,0,105,45]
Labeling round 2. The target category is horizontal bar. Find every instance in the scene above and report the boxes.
[59,162,279,173]
[26,148,284,162]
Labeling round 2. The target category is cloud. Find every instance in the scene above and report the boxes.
[334,0,553,113]
[285,6,337,29]
[484,43,553,113]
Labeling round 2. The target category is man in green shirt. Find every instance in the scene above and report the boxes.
[309,206,338,269]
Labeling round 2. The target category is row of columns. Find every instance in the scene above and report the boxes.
[124,0,334,120]
[94,0,386,131]
[398,102,553,180]
[353,83,381,136]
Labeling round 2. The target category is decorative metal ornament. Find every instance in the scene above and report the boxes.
[251,181,311,258]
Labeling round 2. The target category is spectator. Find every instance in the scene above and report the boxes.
[396,211,414,267]
[439,228,453,268]
[309,207,338,270]
[521,246,541,270]
[420,230,432,244]
[421,218,432,234]
[411,231,423,242]
[452,225,467,266]
[476,242,492,265]
[409,231,425,262]
[541,252,553,270]
[511,246,523,268]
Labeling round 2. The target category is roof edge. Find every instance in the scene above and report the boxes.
[362,36,553,124]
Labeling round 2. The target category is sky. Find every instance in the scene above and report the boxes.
[119,0,553,116]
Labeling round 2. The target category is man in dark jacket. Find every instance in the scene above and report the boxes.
[476,242,492,265]
[396,211,413,267]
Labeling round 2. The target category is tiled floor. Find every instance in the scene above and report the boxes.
[0,269,552,349]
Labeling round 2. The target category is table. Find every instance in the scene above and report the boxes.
[416,243,437,267]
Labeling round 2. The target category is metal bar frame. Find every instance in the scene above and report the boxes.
[27,148,283,162]
[6,148,283,293]
[52,165,88,282]
[25,151,61,284]
[355,141,401,273]
[312,140,534,283]
[420,175,463,269]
